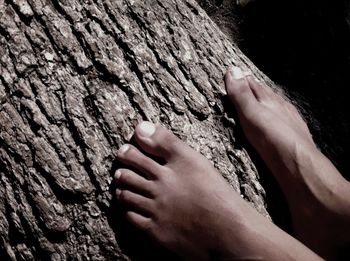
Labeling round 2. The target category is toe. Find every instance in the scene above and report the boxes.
[125,211,154,232]
[225,66,258,112]
[246,76,269,102]
[133,121,191,161]
[117,144,164,179]
[115,169,154,197]
[116,189,154,216]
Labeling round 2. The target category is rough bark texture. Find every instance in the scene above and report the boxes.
[0,0,276,259]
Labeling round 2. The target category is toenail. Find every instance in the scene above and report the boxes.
[116,189,122,198]
[249,75,261,84]
[230,66,245,80]
[138,121,156,138]
[115,170,122,180]
[118,145,129,155]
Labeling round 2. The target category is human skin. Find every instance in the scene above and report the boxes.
[114,67,349,260]
[225,67,350,260]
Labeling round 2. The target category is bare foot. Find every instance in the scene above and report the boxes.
[225,66,350,259]
[115,121,321,260]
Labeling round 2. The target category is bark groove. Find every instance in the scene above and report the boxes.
[1,0,273,259]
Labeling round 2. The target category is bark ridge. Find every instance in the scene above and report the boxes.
[0,0,271,259]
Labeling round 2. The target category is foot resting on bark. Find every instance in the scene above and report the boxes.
[114,74,324,260]
[225,66,350,260]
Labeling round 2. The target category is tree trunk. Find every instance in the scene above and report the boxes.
[0,0,275,259]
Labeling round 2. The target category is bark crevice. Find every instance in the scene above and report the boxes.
[1,0,274,259]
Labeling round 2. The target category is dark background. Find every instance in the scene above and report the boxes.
[198,0,350,179]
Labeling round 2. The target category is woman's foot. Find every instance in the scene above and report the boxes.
[115,122,321,260]
[225,66,350,259]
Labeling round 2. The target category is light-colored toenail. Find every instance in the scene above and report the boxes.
[230,66,245,80]
[115,170,121,179]
[138,121,156,138]
[247,75,261,84]
[118,144,129,155]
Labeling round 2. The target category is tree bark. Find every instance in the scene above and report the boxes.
[0,0,274,259]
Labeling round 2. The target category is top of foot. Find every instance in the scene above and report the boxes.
[114,119,321,260]
[225,66,350,259]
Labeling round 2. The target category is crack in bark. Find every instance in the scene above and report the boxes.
[0,0,274,258]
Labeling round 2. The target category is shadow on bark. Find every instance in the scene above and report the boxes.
[107,159,180,261]
[221,96,293,233]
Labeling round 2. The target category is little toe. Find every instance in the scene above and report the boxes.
[117,144,164,179]
[125,211,154,232]
[116,189,154,216]
[115,169,154,197]
[133,121,191,162]
[225,66,258,112]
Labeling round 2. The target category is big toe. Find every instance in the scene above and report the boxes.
[134,121,191,162]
